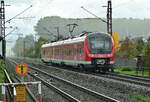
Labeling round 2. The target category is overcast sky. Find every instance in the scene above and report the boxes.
[5,0,150,48]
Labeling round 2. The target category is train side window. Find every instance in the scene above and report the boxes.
[43,49,45,56]
[74,48,76,56]
[62,49,64,56]
[45,50,47,56]
[65,49,67,56]
[79,48,81,56]
[74,48,77,56]
[58,49,60,56]
[59,48,62,56]
[72,49,73,56]
[77,48,78,56]
[52,48,53,56]
[67,49,69,56]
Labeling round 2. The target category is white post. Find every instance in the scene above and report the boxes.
[38,83,42,102]
[2,86,6,102]
[13,86,16,102]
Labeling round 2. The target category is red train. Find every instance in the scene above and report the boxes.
[41,32,114,72]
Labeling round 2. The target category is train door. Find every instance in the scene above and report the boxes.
[53,47,55,59]
[74,44,77,66]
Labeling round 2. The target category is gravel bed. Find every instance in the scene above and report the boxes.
[9,58,150,102]
[5,59,70,102]
[23,73,70,102]
[29,69,103,102]
[32,63,150,102]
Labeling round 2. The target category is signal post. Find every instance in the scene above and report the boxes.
[0,63,42,102]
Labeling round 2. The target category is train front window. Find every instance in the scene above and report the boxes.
[89,35,112,54]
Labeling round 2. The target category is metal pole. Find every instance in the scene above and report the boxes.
[107,0,112,36]
[2,85,6,102]
[38,83,42,102]
[0,0,6,58]
[55,27,59,41]
[23,39,25,59]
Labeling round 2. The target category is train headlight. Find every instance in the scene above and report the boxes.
[96,59,105,65]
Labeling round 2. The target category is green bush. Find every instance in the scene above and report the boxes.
[120,66,133,71]
[130,92,150,102]
[113,66,118,69]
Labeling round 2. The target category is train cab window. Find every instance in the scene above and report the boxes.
[89,35,112,54]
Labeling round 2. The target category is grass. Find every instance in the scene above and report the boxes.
[0,60,5,100]
[16,57,42,62]
[0,69,4,83]
[130,92,150,102]
[114,67,150,77]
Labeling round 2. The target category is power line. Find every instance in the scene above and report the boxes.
[81,0,112,36]
[66,23,78,38]
[5,5,32,23]
[81,6,107,23]
[5,27,18,38]
[14,16,35,20]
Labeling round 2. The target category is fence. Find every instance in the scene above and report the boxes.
[0,81,42,102]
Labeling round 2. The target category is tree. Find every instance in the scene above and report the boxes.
[135,37,145,55]
[115,37,137,58]
[112,32,121,51]
[12,37,24,57]
[34,37,49,58]
[12,35,34,57]
[142,37,150,67]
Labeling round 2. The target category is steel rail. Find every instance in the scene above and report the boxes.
[9,58,120,102]
[8,58,80,102]
[107,72,150,82]
[102,72,150,87]
[28,72,81,102]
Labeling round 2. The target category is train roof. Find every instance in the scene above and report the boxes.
[42,35,86,48]
[41,32,111,48]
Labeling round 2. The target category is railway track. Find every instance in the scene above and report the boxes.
[8,58,120,102]
[12,58,150,88]
[102,72,150,87]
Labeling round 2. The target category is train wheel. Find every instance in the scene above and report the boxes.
[102,68,106,73]
[79,65,85,72]
[111,67,114,72]
[60,62,65,67]
[91,67,97,73]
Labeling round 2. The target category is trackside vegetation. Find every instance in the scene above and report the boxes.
[0,59,5,100]
[130,92,150,102]
[0,59,5,83]
[114,66,150,77]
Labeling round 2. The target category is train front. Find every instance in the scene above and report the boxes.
[85,33,114,72]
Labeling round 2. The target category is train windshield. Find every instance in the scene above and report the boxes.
[88,34,112,54]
